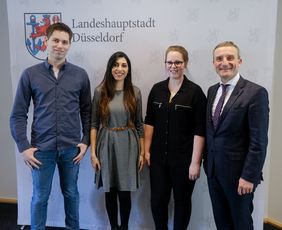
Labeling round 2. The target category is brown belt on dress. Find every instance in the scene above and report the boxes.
[107,126,129,131]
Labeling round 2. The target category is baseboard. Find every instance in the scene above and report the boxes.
[0,197,17,204]
[264,217,282,229]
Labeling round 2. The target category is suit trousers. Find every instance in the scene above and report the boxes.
[208,176,254,230]
[150,154,195,230]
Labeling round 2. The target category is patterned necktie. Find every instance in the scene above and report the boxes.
[212,84,229,129]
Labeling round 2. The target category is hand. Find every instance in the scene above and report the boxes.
[189,162,200,181]
[145,151,151,166]
[73,143,88,164]
[22,147,41,169]
[138,155,145,172]
[238,178,254,195]
[91,155,101,171]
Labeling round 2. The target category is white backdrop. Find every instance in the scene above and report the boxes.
[7,0,277,229]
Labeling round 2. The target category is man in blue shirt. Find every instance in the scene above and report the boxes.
[10,22,91,230]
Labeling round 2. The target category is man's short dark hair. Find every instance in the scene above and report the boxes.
[46,22,73,42]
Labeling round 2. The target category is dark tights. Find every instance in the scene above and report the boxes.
[105,188,131,229]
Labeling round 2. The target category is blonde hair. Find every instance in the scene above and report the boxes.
[165,45,189,68]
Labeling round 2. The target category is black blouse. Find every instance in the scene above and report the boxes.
[145,76,207,157]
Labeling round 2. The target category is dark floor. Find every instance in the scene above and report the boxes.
[0,203,63,230]
[264,223,281,230]
[0,203,280,230]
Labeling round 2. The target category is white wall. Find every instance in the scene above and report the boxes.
[267,0,282,224]
[0,0,17,201]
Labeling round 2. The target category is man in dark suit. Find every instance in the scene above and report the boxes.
[204,41,269,230]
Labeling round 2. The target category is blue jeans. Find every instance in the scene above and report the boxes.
[30,147,80,230]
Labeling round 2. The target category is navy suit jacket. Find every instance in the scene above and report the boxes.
[205,76,269,186]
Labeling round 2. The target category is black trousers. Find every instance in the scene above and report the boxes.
[208,176,254,230]
[150,154,195,230]
[105,188,131,229]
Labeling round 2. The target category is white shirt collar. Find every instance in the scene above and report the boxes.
[220,73,240,87]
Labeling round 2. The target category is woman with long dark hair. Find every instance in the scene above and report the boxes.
[90,51,144,230]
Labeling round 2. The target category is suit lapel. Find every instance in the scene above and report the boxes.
[218,77,246,127]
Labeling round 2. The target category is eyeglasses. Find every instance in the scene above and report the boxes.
[165,61,184,67]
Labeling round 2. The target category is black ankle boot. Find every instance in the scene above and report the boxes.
[119,226,128,230]
[111,226,119,230]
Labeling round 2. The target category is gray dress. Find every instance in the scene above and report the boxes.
[91,85,144,192]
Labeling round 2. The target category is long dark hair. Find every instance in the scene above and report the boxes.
[99,51,137,127]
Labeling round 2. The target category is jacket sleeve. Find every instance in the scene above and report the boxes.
[241,86,269,185]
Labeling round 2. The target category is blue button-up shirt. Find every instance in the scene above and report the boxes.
[10,60,91,152]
